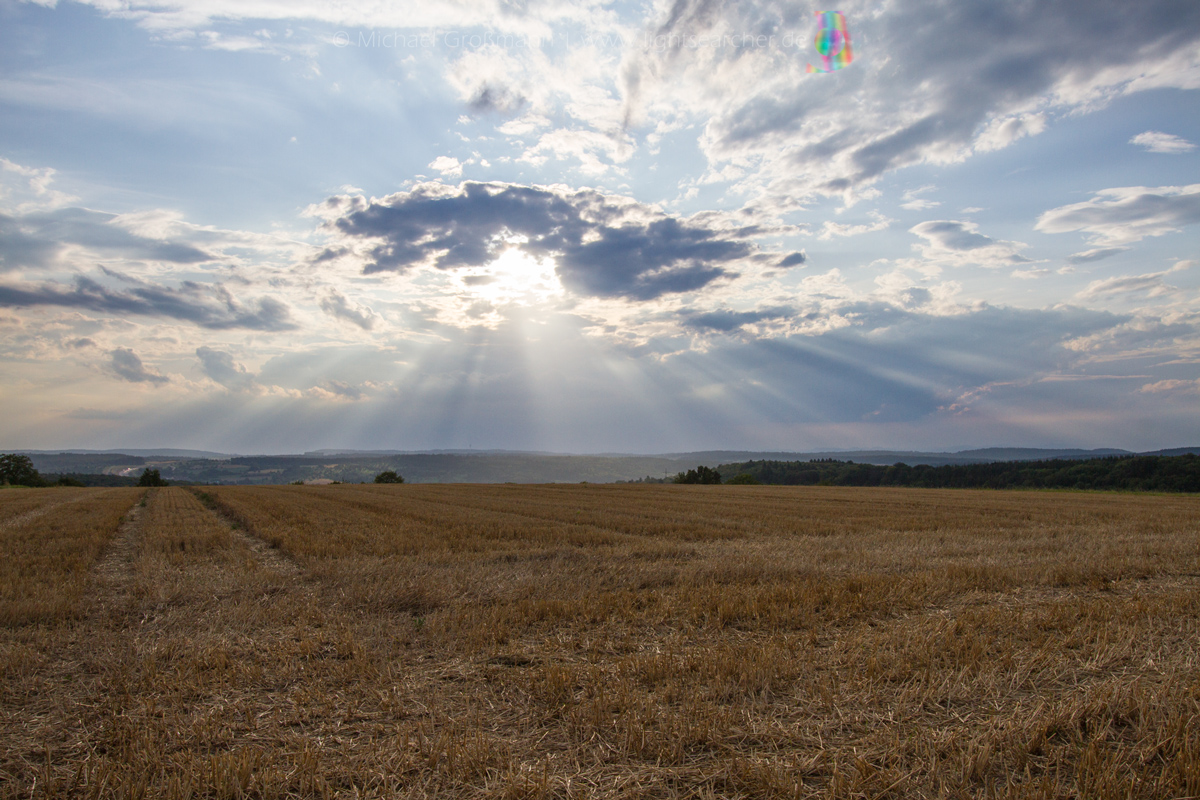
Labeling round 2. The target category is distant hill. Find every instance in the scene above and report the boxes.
[8,446,1199,485]
[20,448,232,459]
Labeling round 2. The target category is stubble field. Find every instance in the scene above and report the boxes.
[0,483,1197,798]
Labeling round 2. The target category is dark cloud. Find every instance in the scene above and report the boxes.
[312,246,349,264]
[320,380,367,400]
[0,275,296,330]
[196,346,256,390]
[777,252,806,267]
[320,291,376,330]
[467,84,527,115]
[329,182,761,300]
[0,208,213,271]
[110,347,168,385]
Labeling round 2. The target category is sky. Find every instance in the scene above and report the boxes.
[0,0,1198,455]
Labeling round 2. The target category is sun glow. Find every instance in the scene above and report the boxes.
[461,245,562,305]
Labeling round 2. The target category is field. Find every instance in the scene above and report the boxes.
[1,484,1197,798]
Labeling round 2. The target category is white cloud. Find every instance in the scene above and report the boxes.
[497,114,552,136]
[1077,263,1190,300]
[1067,247,1128,264]
[1129,131,1196,154]
[1141,377,1200,394]
[974,113,1046,153]
[429,156,464,177]
[817,211,893,240]
[900,186,940,211]
[1011,268,1051,280]
[0,157,77,212]
[1036,184,1200,245]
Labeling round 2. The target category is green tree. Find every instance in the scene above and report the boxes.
[673,466,722,485]
[374,470,404,484]
[137,468,168,487]
[0,454,44,486]
[725,473,760,485]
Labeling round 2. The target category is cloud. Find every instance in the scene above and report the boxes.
[26,1,581,36]
[0,207,213,271]
[1036,184,1200,245]
[0,274,296,330]
[900,186,940,211]
[1129,131,1196,154]
[1141,378,1200,395]
[429,156,464,177]
[628,0,1200,214]
[321,181,770,301]
[679,305,795,332]
[1067,247,1129,264]
[818,212,893,240]
[195,346,256,391]
[24,1,1200,215]
[909,220,1030,266]
[110,347,168,385]
[311,380,374,401]
[0,157,77,212]
[320,291,376,330]
[1077,264,1189,300]
[777,252,806,268]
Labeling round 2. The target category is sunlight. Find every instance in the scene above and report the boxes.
[461,244,562,305]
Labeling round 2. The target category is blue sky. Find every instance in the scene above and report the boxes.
[0,0,1197,454]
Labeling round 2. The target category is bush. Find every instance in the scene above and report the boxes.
[0,454,44,486]
[725,473,760,485]
[374,470,404,484]
[137,468,168,487]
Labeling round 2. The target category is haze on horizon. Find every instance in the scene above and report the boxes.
[1,0,1198,455]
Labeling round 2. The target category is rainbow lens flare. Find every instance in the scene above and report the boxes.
[807,11,853,73]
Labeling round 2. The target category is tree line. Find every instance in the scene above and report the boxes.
[715,454,1200,492]
[0,454,166,487]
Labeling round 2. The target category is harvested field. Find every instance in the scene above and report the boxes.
[1,484,1198,798]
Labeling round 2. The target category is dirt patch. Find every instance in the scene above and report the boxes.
[91,502,142,588]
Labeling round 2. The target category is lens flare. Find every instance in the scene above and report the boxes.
[807,11,853,73]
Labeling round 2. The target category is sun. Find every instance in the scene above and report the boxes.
[461,241,562,305]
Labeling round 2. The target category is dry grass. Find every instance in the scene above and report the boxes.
[1,484,1198,798]
[0,487,141,626]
